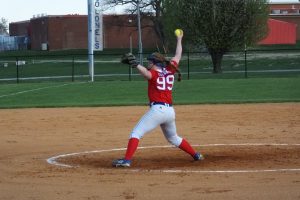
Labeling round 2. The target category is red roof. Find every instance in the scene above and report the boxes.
[259,19,297,45]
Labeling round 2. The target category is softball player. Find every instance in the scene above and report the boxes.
[113,32,204,167]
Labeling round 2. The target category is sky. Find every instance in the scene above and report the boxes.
[0,0,299,24]
[0,0,126,24]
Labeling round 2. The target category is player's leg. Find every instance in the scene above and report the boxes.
[126,106,164,159]
[113,106,164,167]
[160,109,203,160]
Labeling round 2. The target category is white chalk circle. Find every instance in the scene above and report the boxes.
[46,143,300,173]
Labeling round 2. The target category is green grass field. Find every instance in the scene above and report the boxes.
[1,47,299,108]
[0,77,299,109]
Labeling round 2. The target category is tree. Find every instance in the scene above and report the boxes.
[0,18,8,35]
[164,0,269,73]
[102,0,168,51]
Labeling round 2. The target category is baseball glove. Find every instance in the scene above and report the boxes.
[121,53,139,68]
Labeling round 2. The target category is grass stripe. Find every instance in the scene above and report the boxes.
[0,77,299,108]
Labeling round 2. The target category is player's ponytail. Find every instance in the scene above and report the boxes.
[148,52,182,82]
[167,60,182,82]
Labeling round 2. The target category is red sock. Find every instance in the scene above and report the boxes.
[124,138,139,160]
[179,138,196,156]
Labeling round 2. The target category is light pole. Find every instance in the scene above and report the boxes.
[137,0,143,65]
[128,19,133,53]
[130,34,133,53]
[128,30,134,80]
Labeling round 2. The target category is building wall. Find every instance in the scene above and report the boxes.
[9,14,160,50]
[259,19,297,44]
[9,21,30,36]
[47,15,87,50]
[269,3,300,41]
[61,16,88,49]
[269,3,300,14]
[47,16,63,50]
[269,16,300,41]
[103,15,159,49]
[30,17,49,50]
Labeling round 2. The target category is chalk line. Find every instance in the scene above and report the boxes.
[46,143,300,173]
[0,82,87,98]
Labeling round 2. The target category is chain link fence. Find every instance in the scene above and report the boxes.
[0,49,299,84]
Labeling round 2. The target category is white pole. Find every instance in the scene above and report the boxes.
[129,34,132,53]
[88,0,94,82]
[128,19,133,53]
[137,0,143,65]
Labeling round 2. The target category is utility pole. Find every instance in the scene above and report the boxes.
[137,0,143,65]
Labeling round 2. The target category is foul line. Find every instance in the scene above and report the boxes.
[46,143,300,173]
[0,82,87,99]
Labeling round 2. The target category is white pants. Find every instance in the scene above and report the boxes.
[130,105,183,147]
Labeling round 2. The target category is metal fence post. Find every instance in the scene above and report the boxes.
[187,50,190,80]
[129,64,132,81]
[72,57,75,82]
[244,48,248,78]
[16,57,19,83]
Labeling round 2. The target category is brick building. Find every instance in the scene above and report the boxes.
[102,15,158,49]
[9,20,30,36]
[9,2,300,50]
[269,2,300,41]
[9,14,159,51]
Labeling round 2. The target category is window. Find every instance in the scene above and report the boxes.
[271,9,281,14]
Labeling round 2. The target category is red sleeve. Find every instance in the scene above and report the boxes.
[170,60,178,68]
[167,60,179,73]
[150,69,158,80]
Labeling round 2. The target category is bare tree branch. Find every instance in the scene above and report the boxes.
[102,0,167,51]
[0,18,9,35]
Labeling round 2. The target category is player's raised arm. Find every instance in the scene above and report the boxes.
[172,29,183,64]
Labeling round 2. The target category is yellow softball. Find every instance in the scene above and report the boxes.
[174,29,183,37]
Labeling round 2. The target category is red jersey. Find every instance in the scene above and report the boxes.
[148,60,178,104]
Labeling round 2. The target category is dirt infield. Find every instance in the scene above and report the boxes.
[0,103,299,200]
